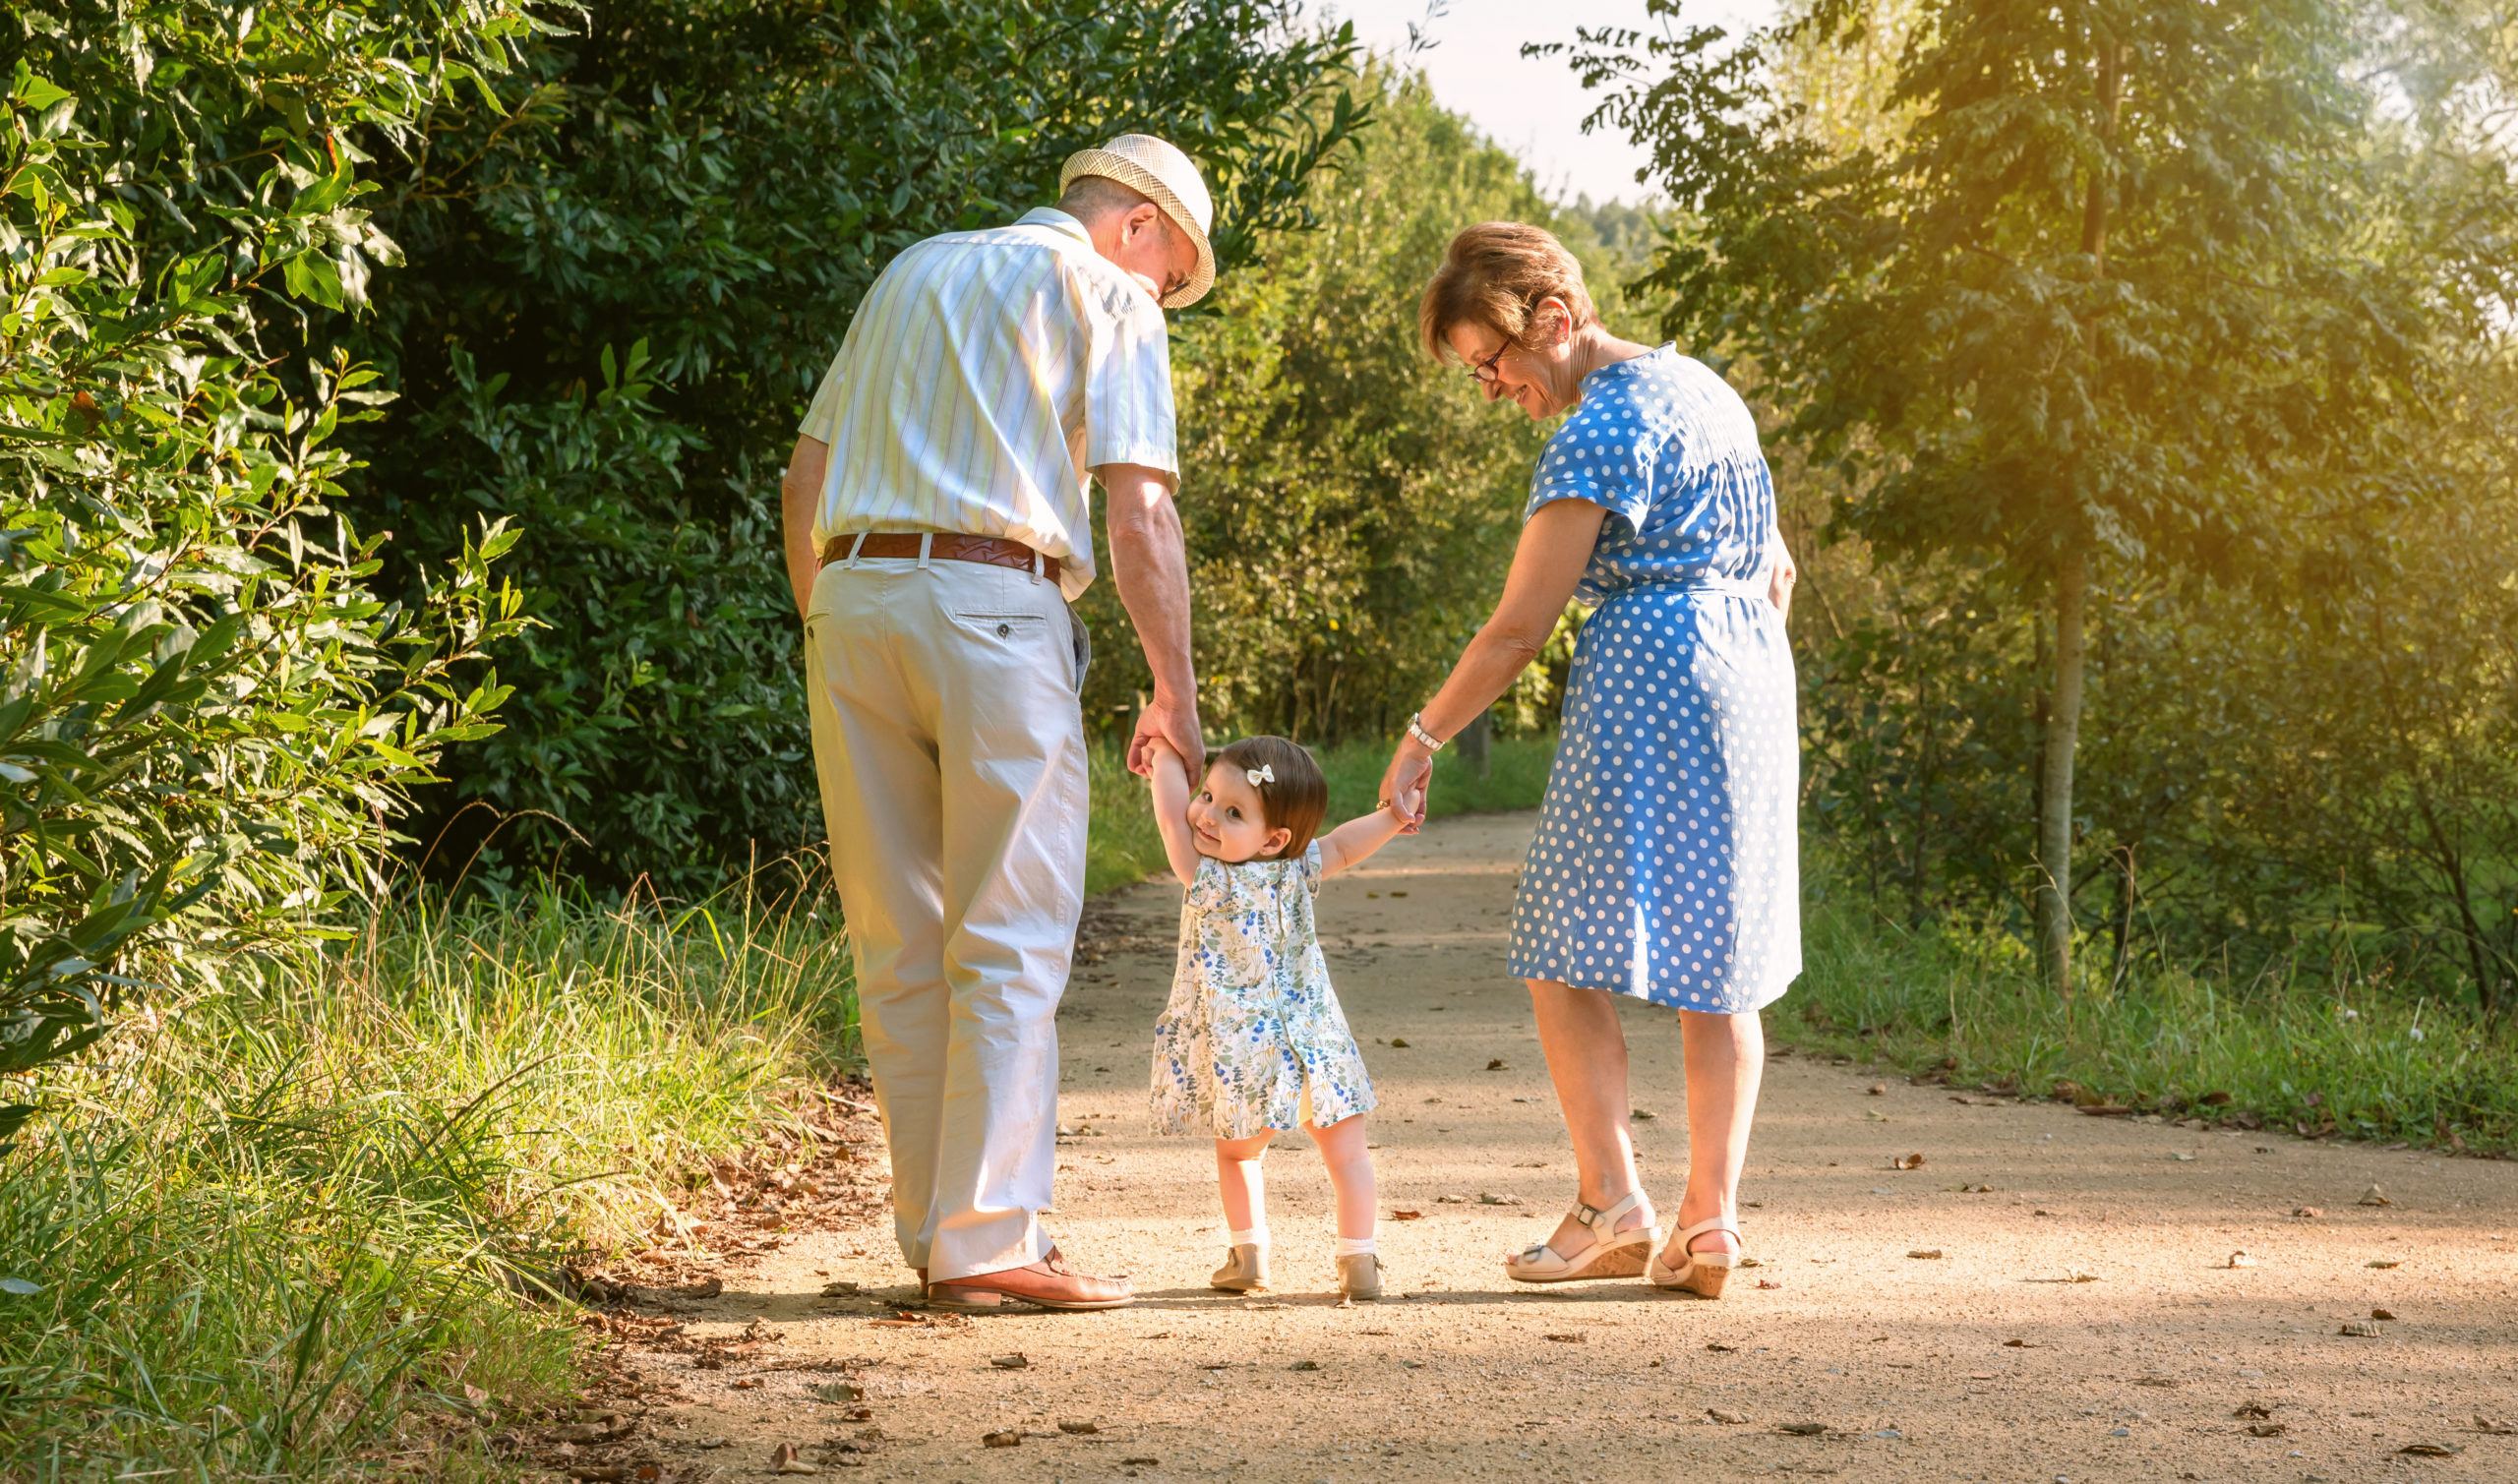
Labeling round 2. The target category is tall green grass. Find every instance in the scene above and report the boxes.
[0,885,853,1480]
[1781,871,2518,1153]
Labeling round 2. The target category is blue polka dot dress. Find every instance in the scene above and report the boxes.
[1506,347,1801,1014]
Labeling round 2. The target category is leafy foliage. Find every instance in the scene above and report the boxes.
[1080,69,1638,745]
[1559,0,2518,1003]
[335,0,1371,887]
[0,6,536,1121]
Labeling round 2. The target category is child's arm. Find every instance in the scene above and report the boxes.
[1315,796,1413,878]
[1145,740,1203,888]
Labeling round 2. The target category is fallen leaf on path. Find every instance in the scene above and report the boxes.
[2234,1403,2275,1419]
[2368,1259,2402,1269]
[989,1353,1028,1369]
[545,1417,632,1445]
[731,1378,761,1391]
[1864,1110,1890,1122]
[1708,1407,1750,1424]
[2245,1422,2289,1438]
[1289,1359,1322,1371]
[1477,1191,1522,1206]
[2132,1375,2179,1388]
[1122,1458,1160,1467]
[2474,1418,2516,1436]
[1705,1341,1738,1352]
[2199,1090,2234,1105]
[1058,1421,1099,1435]
[1776,1421,1829,1436]
[1968,1372,1995,1381]
[1388,1038,1411,1048]
[2293,1206,2324,1218]
[2226,1251,2257,1269]
[1361,1328,1395,1336]
[810,1382,864,1403]
[2078,1103,2134,1116]
[2338,1321,2382,1337]
[2398,1443,2464,1457]
[1435,1193,1467,1204]
[1631,1109,1657,1121]
[1391,1210,1424,1220]
[1486,1058,1507,1071]
[818,1279,862,1296]
[1868,1083,1888,1096]
[1892,1153,1927,1170]
[2004,1338,2040,1348]
[1755,1278,1783,1289]
[770,1442,820,1474]
[981,1430,1022,1449]
[2359,1184,2394,1208]
[1906,1249,1944,1260]
[2370,1307,2397,1321]
[2170,1152,2197,1161]
[1958,1182,1996,1193]
[2026,1272,2100,1283]
[1544,1333,1584,1343]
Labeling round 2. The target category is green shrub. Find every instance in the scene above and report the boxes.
[1,8,545,1127]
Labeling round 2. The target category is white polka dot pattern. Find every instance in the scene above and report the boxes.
[1506,348,1802,1014]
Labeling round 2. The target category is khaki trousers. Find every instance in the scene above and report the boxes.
[803,552,1088,1281]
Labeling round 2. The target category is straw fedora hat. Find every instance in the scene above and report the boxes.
[1058,133,1216,310]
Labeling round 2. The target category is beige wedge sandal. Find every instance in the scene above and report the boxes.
[1648,1216,1741,1298]
[1504,1190,1658,1283]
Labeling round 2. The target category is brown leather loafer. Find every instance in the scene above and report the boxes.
[926,1246,1133,1312]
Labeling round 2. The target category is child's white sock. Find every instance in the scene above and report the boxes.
[1229,1225,1270,1249]
[1335,1235,1377,1258]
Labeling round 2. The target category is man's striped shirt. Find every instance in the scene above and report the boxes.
[798,208,1177,600]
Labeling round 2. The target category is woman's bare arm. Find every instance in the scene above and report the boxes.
[1379,499,1607,825]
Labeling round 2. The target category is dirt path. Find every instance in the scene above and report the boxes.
[625,811,2518,1481]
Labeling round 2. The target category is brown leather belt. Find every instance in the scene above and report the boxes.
[821,531,1062,583]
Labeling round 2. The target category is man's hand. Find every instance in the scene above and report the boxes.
[1130,693,1204,780]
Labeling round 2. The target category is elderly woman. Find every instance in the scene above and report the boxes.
[1381,222,1799,1298]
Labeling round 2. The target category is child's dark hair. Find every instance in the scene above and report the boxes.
[1214,736,1329,859]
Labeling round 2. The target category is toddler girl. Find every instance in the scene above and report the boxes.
[1144,736,1411,1299]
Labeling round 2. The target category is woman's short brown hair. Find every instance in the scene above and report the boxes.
[1213,736,1329,859]
[1418,220,1595,362]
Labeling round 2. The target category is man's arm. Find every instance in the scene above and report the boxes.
[780,435,828,620]
[1098,461,1202,777]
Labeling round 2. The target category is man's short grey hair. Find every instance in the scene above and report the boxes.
[1057,173,1155,224]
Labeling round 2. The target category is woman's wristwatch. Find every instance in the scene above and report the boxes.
[1407,712,1446,751]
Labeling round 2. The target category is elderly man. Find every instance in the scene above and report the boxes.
[778,136,1211,1311]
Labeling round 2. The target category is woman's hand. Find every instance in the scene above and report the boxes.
[1768,541,1797,623]
[1380,738,1433,835]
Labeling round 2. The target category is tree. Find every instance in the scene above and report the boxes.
[2,4,533,1133]
[1557,0,2505,991]
[331,0,1369,888]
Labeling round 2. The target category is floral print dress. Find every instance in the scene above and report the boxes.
[1149,843,1377,1139]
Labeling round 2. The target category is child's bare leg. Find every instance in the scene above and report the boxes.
[1305,1115,1377,1242]
[1214,1131,1275,1238]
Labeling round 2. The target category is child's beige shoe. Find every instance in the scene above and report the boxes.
[1337,1253,1385,1301]
[1210,1243,1270,1293]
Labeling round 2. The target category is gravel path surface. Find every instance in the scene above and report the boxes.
[630,810,2518,1481]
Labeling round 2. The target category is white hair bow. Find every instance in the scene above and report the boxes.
[1245,763,1275,787]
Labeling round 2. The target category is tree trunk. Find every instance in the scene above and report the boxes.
[2035,545,2089,996]
[1456,707,1493,779]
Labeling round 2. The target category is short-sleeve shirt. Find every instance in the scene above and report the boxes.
[798,208,1175,600]
[1523,345,1780,606]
